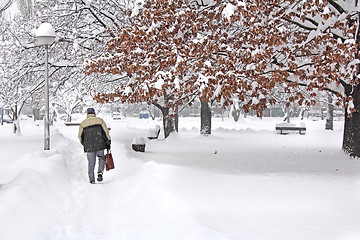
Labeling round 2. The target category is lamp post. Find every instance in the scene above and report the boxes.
[36,23,55,150]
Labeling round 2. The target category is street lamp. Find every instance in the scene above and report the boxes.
[36,23,55,150]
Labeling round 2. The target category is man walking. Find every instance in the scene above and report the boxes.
[78,108,111,184]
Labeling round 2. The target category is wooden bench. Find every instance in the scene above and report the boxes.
[275,124,306,135]
[65,122,111,130]
[147,125,161,140]
[64,122,80,126]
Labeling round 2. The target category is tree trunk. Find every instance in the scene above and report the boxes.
[0,108,3,125]
[33,108,40,121]
[148,105,156,120]
[172,105,179,133]
[283,108,291,123]
[200,100,211,135]
[231,104,240,122]
[174,110,179,133]
[342,111,360,157]
[152,97,177,139]
[325,93,334,130]
[160,106,175,139]
[342,85,360,157]
[163,111,175,139]
[12,104,20,134]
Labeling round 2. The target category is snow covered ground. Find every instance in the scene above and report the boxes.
[0,115,360,240]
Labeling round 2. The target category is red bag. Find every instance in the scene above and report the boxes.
[105,149,114,171]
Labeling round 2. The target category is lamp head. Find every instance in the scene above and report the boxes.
[36,23,55,45]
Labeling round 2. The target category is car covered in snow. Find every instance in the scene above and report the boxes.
[112,112,122,120]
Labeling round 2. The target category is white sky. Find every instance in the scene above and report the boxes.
[1,0,19,18]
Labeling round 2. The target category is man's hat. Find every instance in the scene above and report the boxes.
[86,108,95,114]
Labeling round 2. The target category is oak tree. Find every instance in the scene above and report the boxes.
[85,0,360,158]
[213,0,360,156]
[84,0,246,137]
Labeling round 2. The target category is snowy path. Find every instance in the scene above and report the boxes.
[50,140,130,240]
[60,180,123,239]
[52,140,224,240]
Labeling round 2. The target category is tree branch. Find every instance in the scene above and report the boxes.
[281,16,317,31]
[0,0,14,15]
[80,1,115,37]
[328,0,345,14]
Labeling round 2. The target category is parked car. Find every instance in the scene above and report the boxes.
[139,111,149,119]
[112,112,122,120]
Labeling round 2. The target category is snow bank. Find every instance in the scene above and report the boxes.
[0,128,73,240]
